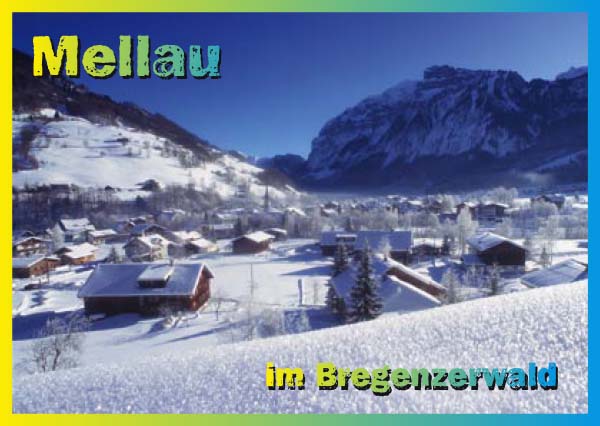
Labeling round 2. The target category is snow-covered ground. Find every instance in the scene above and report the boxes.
[13,240,333,374]
[13,110,296,202]
[13,281,587,413]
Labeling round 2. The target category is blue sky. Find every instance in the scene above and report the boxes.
[13,13,587,158]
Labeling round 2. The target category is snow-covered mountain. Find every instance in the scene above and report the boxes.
[13,281,587,413]
[12,49,297,202]
[301,65,587,191]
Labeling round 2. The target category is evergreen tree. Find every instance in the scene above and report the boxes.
[332,243,349,276]
[348,246,383,323]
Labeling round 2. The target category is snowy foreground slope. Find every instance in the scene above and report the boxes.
[13,282,587,414]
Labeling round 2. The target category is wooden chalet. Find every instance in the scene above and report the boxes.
[466,232,526,267]
[13,236,51,257]
[232,231,274,254]
[78,263,213,315]
[13,255,60,278]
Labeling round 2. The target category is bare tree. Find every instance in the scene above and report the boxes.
[31,314,89,373]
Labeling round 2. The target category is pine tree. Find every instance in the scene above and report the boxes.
[332,243,349,276]
[348,246,383,322]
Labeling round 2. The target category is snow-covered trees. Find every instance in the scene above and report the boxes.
[456,209,477,256]
[48,224,65,251]
[348,246,383,323]
[30,314,89,373]
[441,269,461,304]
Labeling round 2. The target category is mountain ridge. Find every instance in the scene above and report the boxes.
[266,64,587,192]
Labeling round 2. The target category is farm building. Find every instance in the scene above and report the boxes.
[124,234,169,262]
[57,243,97,265]
[87,229,118,245]
[521,259,587,288]
[13,236,51,257]
[354,230,413,264]
[58,218,95,242]
[319,232,357,256]
[78,262,213,315]
[232,231,275,254]
[328,255,441,315]
[264,228,288,241]
[467,232,527,267]
[13,255,60,278]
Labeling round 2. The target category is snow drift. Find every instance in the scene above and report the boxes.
[13,281,587,413]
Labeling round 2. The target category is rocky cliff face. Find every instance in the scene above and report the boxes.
[302,65,587,191]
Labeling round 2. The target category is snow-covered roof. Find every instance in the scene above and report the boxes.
[265,228,288,235]
[126,234,169,249]
[61,243,96,259]
[467,232,524,252]
[88,229,117,238]
[319,231,357,246]
[329,256,440,313]
[521,259,588,288]
[13,236,49,246]
[234,231,275,244]
[355,230,412,252]
[78,263,213,298]
[59,218,95,233]
[13,255,46,268]
[186,238,217,249]
[285,207,306,217]
[385,258,446,293]
[173,231,202,241]
[138,264,174,282]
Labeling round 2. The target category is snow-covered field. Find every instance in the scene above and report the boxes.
[13,281,588,414]
[13,240,333,374]
[13,110,296,201]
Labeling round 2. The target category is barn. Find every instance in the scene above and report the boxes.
[467,232,527,266]
[78,262,214,315]
[13,255,60,278]
[232,231,274,254]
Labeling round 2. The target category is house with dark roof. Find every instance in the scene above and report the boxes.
[78,262,213,314]
[466,232,526,267]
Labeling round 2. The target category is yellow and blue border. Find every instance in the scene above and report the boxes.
[2,0,594,423]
